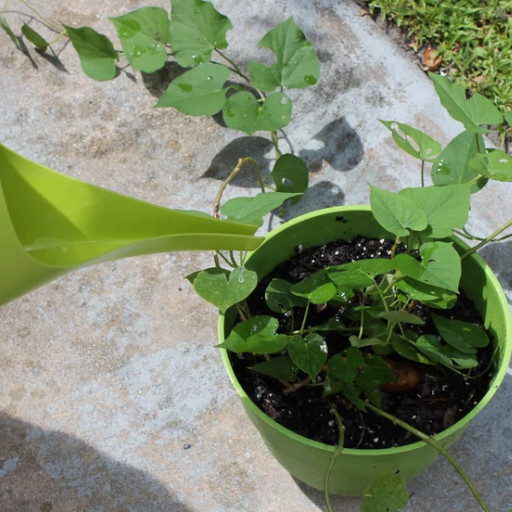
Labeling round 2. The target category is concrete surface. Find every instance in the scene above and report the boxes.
[1,0,511,511]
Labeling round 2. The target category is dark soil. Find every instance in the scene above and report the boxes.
[230,236,494,449]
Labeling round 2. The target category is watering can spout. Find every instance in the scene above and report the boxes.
[0,144,263,306]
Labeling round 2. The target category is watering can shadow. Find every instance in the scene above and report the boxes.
[0,144,263,306]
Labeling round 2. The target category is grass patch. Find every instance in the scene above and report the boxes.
[368,0,512,139]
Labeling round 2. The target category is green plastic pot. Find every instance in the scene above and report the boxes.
[219,206,512,496]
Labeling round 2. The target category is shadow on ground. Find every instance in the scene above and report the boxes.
[142,61,187,98]
[479,240,512,305]
[0,412,193,512]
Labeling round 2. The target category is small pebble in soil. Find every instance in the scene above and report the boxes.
[183,444,192,450]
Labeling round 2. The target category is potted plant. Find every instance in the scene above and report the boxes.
[1,2,512,509]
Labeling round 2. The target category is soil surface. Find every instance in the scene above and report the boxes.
[231,236,494,449]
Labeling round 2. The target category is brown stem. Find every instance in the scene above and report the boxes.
[283,376,311,394]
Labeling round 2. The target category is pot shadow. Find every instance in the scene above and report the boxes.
[478,240,512,306]
[202,136,274,187]
[292,477,360,512]
[299,117,364,173]
[142,61,188,98]
[0,412,193,512]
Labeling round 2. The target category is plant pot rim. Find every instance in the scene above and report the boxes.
[219,204,512,456]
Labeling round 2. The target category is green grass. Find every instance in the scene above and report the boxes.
[368,0,512,127]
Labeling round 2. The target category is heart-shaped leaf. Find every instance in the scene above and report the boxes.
[399,185,470,239]
[396,278,456,309]
[288,333,328,380]
[370,185,428,237]
[290,270,337,304]
[248,17,320,92]
[327,347,364,384]
[155,63,229,115]
[349,336,387,348]
[271,154,309,195]
[361,475,409,512]
[328,259,396,290]
[221,192,302,226]
[380,120,442,161]
[265,278,308,313]
[250,356,298,381]
[378,311,424,325]
[394,242,461,293]
[21,24,48,51]
[217,316,289,354]
[442,345,479,369]
[63,25,118,81]
[356,355,396,390]
[431,313,489,354]
[109,7,169,73]
[223,91,292,135]
[192,266,257,313]
[392,336,432,365]
[169,0,232,67]
[429,73,503,133]
[431,130,487,193]
[469,149,512,182]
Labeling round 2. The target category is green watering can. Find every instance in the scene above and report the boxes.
[0,144,263,306]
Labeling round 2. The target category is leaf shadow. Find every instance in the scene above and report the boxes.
[35,49,69,73]
[201,136,274,187]
[299,117,364,173]
[141,61,188,98]
[0,412,194,512]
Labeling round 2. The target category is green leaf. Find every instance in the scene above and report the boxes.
[361,475,409,512]
[316,316,347,332]
[505,112,512,128]
[109,7,169,73]
[392,336,432,365]
[380,120,441,161]
[21,24,48,51]
[370,185,428,237]
[223,91,292,135]
[327,260,395,290]
[154,63,229,115]
[192,266,257,313]
[250,356,298,381]
[248,17,320,92]
[63,25,118,81]
[356,355,396,390]
[217,316,290,354]
[378,311,424,325]
[442,345,479,369]
[342,384,367,410]
[290,270,337,304]
[349,335,387,348]
[396,278,456,309]
[364,387,383,408]
[265,278,307,313]
[271,154,309,195]
[469,150,512,182]
[431,313,489,354]
[0,14,20,49]
[221,192,302,226]
[169,0,232,67]
[394,242,461,293]
[429,73,503,133]
[327,348,364,384]
[431,130,487,193]
[416,335,453,366]
[288,333,328,380]
[328,286,355,306]
[399,185,470,238]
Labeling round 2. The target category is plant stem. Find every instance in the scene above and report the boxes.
[271,130,282,159]
[324,404,344,512]
[244,157,266,192]
[366,403,492,512]
[18,0,60,32]
[300,301,311,335]
[235,304,247,321]
[461,218,512,259]
[390,236,401,259]
[47,29,67,46]
[217,251,237,268]
[475,132,485,155]
[420,160,425,187]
